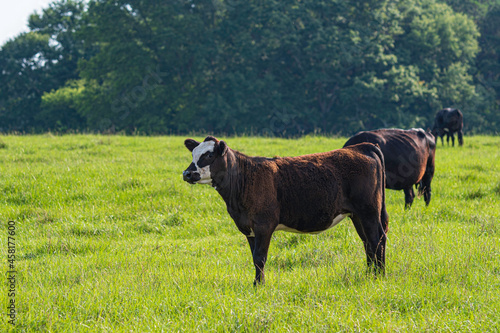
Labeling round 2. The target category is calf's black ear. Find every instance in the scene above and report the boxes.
[184,139,200,152]
[218,140,228,156]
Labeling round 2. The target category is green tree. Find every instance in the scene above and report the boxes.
[439,0,500,132]
[0,0,87,132]
[205,0,405,134]
[388,0,479,129]
[66,0,218,133]
[0,32,58,131]
[474,3,500,132]
[3,0,496,134]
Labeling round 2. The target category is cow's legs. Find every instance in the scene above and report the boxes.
[422,182,432,206]
[350,214,386,273]
[438,128,448,146]
[458,130,464,146]
[419,165,434,206]
[438,129,445,145]
[404,187,415,209]
[247,229,273,286]
[450,132,455,146]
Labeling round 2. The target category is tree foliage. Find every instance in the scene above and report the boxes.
[0,0,87,132]
[0,0,498,134]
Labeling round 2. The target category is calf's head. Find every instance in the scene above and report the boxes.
[183,136,228,185]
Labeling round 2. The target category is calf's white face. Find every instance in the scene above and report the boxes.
[190,141,215,184]
[183,136,228,185]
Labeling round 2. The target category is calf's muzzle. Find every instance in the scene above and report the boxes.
[183,163,201,184]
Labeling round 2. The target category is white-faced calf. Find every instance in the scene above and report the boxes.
[183,136,389,285]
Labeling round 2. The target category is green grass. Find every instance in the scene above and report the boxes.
[1,134,499,332]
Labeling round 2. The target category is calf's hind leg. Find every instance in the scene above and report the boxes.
[350,213,386,274]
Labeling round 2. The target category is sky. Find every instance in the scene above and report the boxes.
[0,0,55,45]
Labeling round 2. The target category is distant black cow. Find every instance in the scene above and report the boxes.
[183,136,389,285]
[344,128,436,209]
[432,108,464,146]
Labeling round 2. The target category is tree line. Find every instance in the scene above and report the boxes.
[0,0,498,135]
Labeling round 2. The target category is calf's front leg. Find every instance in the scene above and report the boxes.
[246,227,273,286]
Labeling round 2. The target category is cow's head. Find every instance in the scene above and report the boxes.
[182,136,228,185]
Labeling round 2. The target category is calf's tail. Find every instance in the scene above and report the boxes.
[372,144,389,234]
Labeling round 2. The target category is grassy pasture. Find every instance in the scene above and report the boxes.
[1,134,499,332]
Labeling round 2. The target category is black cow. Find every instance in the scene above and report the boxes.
[183,136,389,285]
[344,128,436,209]
[432,108,464,146]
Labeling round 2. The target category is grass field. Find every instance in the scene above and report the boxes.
[1,134,499,332]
